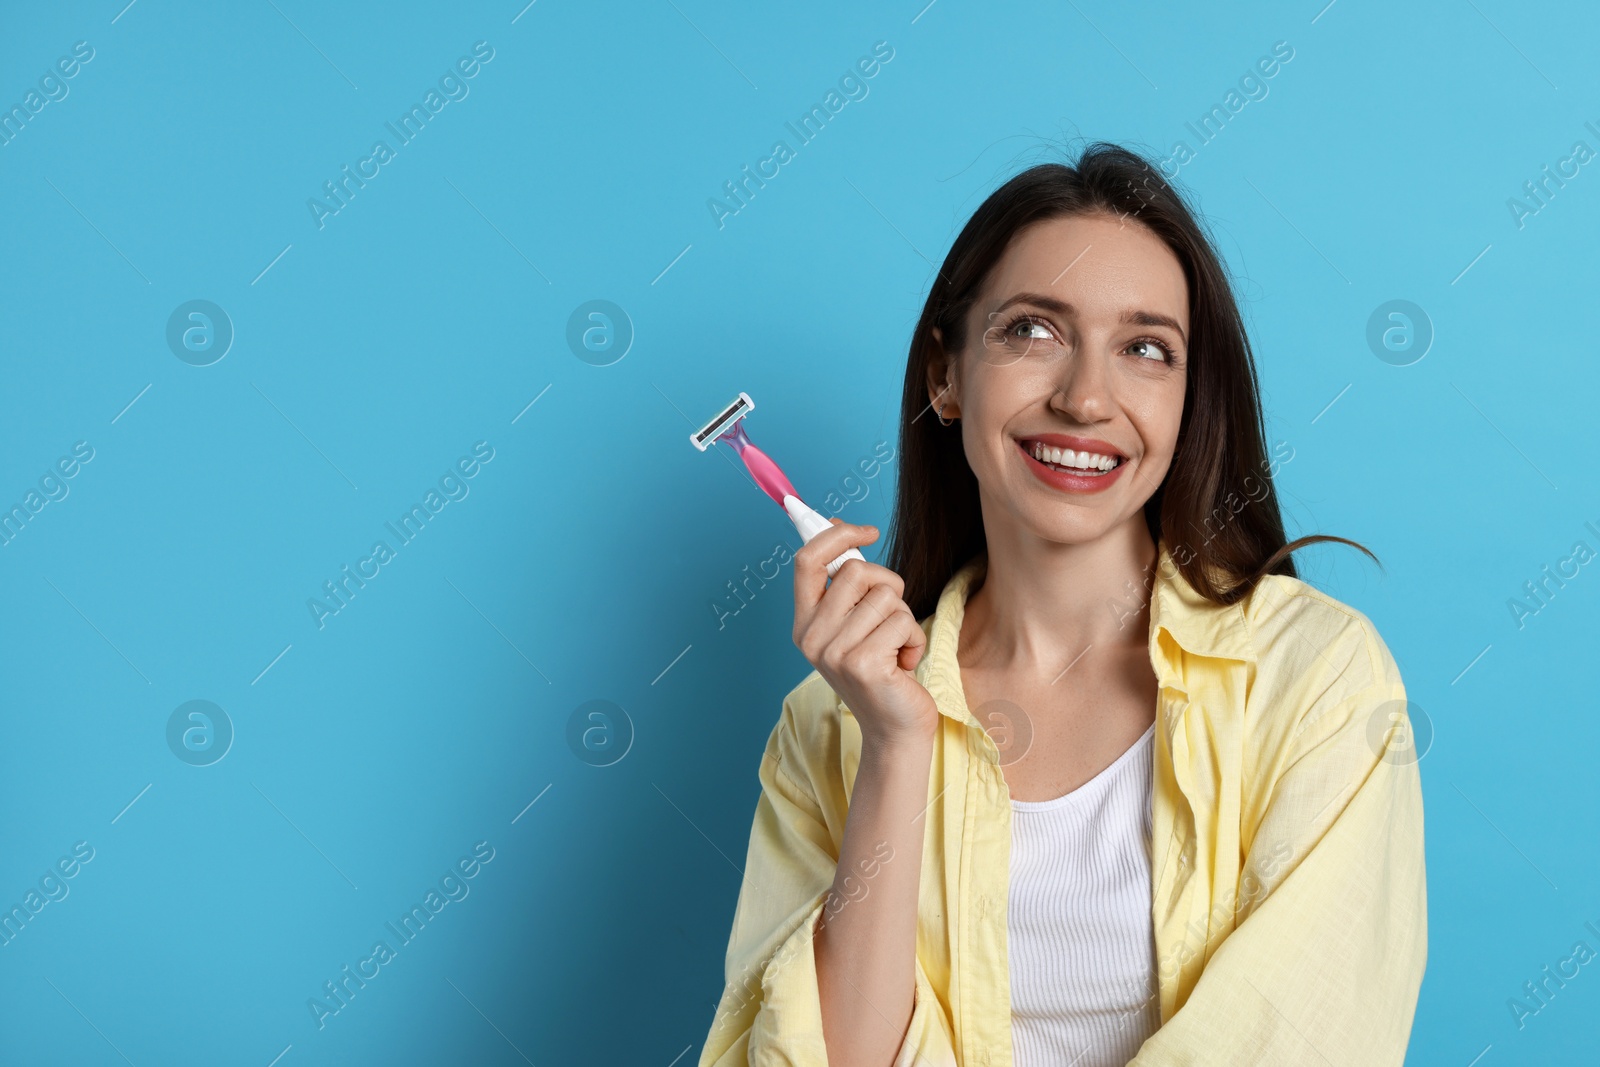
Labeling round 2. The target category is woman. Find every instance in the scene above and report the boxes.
[698,143,1427,1067]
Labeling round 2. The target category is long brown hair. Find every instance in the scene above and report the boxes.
[884,141,1375,619]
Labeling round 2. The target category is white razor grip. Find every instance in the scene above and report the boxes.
[783,496,866,578]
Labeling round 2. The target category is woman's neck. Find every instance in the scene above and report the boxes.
[958,514,1158,683]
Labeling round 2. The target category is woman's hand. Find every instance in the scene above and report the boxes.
[792,519,939,747]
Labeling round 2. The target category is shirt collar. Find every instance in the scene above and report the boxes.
[913,540,1256,725]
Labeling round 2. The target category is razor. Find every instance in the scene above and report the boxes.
[692,392,866,579]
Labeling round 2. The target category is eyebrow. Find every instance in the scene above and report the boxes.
[993,291,1188,346]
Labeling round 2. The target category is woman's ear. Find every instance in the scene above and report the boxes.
[926,326,959,418]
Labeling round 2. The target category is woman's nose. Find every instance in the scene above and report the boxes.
[1050,349,1113,423]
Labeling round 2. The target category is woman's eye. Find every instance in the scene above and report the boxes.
[1129,339,1168,361]
[1011,319,1052,341]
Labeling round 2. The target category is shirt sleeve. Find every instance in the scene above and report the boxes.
[698,691,960,1067]
[1127,677,1429,1066]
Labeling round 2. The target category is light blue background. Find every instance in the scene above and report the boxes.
[2,1,1596,1064]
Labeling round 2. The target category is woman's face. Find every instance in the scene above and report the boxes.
[928,212,1190,547]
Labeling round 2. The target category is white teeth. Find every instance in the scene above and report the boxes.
[1029,441,1120,472]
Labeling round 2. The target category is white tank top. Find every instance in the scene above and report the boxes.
[1007,722,1160,1067]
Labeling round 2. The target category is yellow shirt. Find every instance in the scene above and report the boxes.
[700,543,1427,1066]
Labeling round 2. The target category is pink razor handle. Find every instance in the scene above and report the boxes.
[720,421,864,579]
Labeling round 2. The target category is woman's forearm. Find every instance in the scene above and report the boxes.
[813,727,936,1067]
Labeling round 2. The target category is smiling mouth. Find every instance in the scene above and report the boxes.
[1018,439,1125,476]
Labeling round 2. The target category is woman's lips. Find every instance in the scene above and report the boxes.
[1016,438,1129,494]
